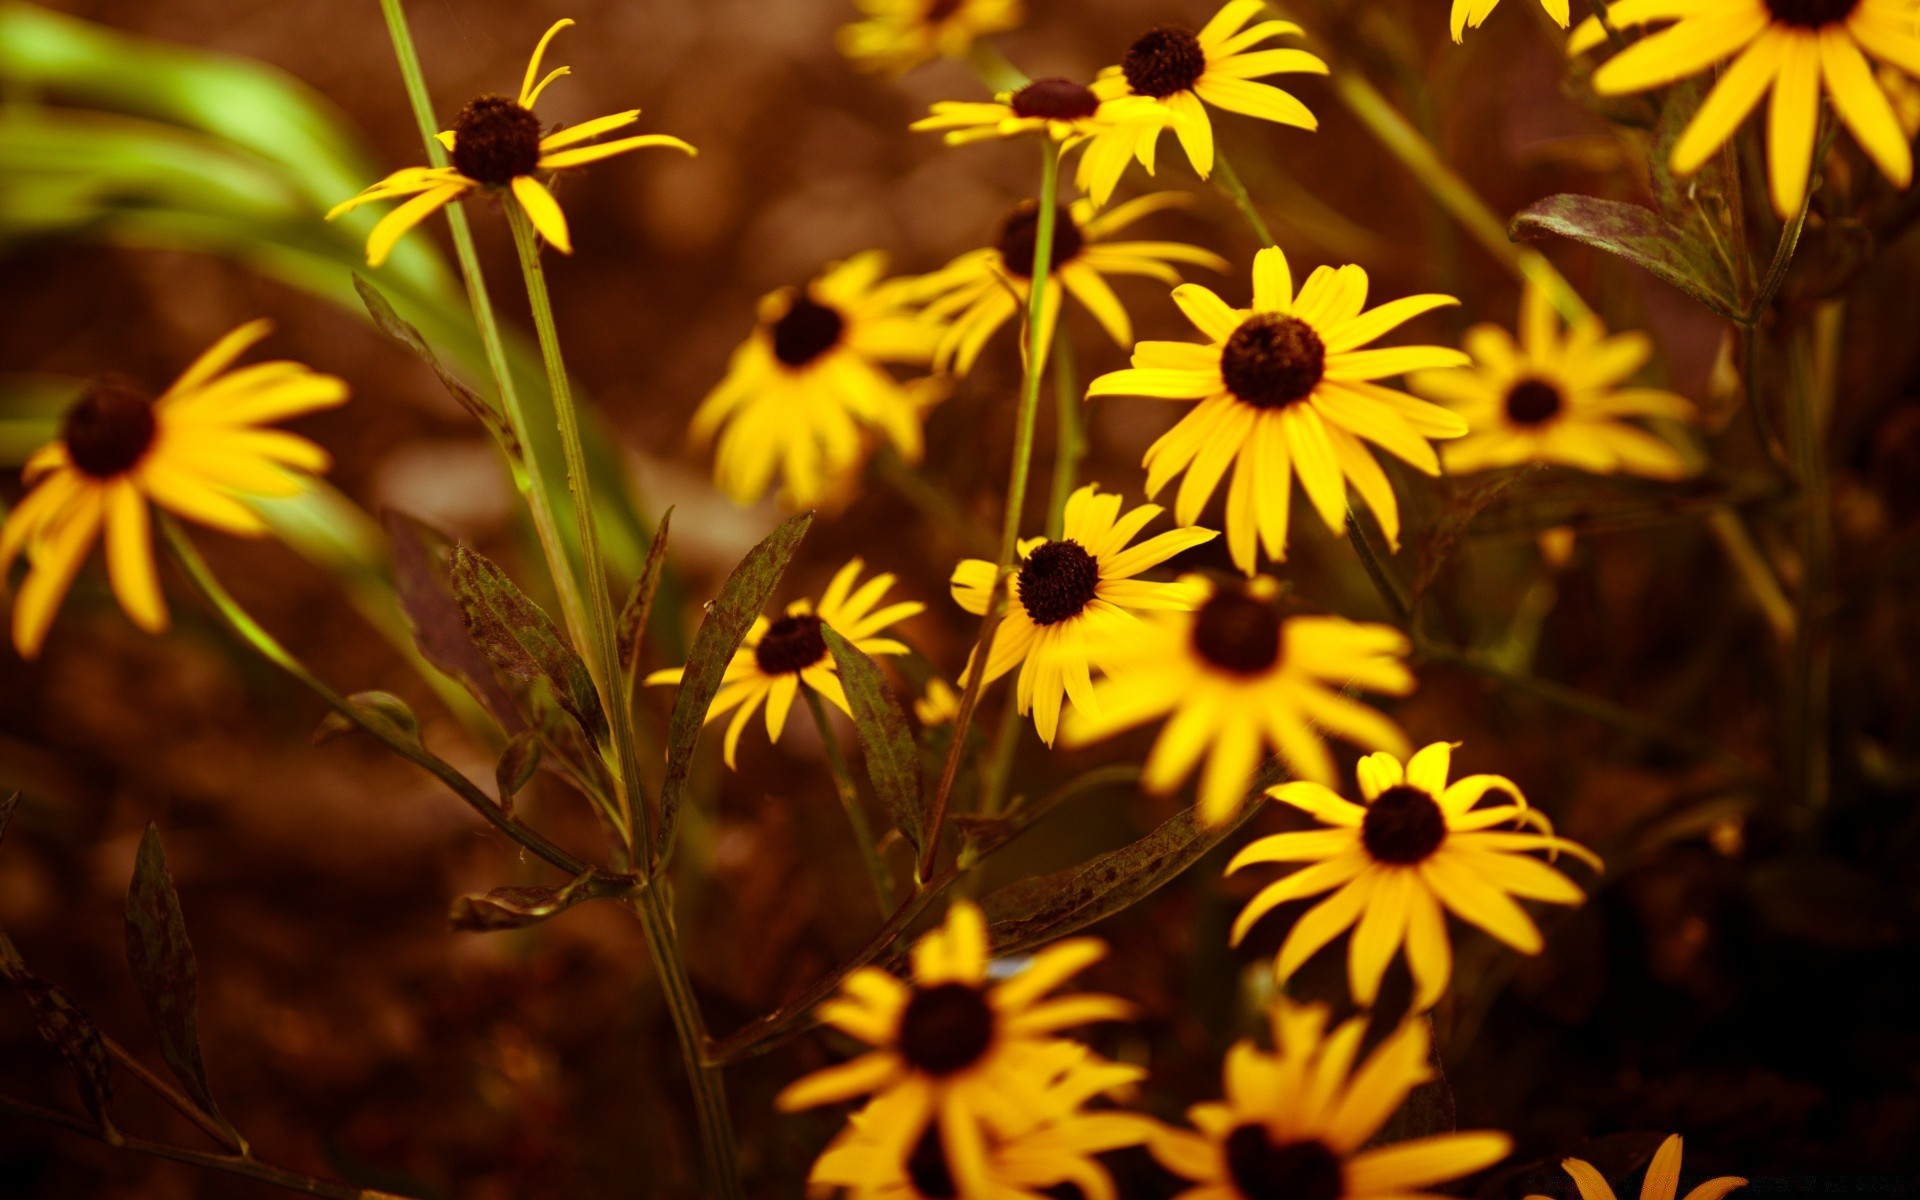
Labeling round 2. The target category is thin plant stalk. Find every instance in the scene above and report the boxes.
[1046,315,1083,541]
[1211,148,1277,249]
[803,684,894,914]
[918,140,1063,883]
[1786,300,1841,810]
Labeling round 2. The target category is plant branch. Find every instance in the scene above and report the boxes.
[803,684,894,915]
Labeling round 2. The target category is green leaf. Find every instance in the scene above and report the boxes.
[657,513,813,861]
[449,544,608,747]
[1510,194,1740,320]
[122,824,243,1152]
[821,625,926,856]
[494,730,542,815]
[353,274,516,454]
[617,506,673,678]
[384,511,522,732]
[0,932,116,1138]
[448,872,611,932]
[313,690,421,746]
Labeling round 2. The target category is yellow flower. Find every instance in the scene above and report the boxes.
[692,252,944,508]
[1,321,344,658]
[1090,0,1328,179]
[1410,281,1695,479]
[838,0,1023,75]
[914,677,961,726]
[1087,246,1468,575]
[1569,0,1920,216]
[951,484,1217,746]
[1229,743,1601,1009]
[1151,999,1512,1200]
[911,79,1176,207]
[1063,576,1412,827]
[327,19,694,265]
[1533,1134,1748,1200]
[1452,0,1568,43]
[910,194,1227,377]
[775,901,1136,1192]
[644,559,922,767]
[809,1057,1153,1199]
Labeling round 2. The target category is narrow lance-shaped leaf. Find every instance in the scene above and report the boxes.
[123,824,243,1150]
[385,511,524,732]
[821,625,926,857]
[450,544,609,746]
[313,689,420,746]
[658,512,813,861]
[617,507,673,683]
[494,730,542,815]
[0,931,115,1139]
[1511,195,1740,320]
[448,871,611,932]
[354,274,517,453]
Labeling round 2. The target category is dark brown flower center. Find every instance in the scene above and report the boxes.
[1191,587,1284,675]
[1224,1127,1345,1200]
[905,1123,960,1198]
[1503,378,1564,427]
[1361,784,1449,864]
[924,0,965,23]
[1122,25,1208,97]
[63,380,158,479]
[1763,0,1859,27]
[754,613,828,675]
[996,201,1085,278]
[770,295,846,368]
[898,982,996,1077]
[1016,539,1100,626]
[451,95,543,186]
[1010,77,1101,121]
[1222,315,1325,409]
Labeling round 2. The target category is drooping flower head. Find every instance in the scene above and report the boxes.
[692,252,945,509]
[1569,0,1920,216]
[909,194,1227,377]
[327,19,694,264]
[644,559,922,767]
[1088,246,1468,574]
[1064,575,1413,827]
[1152,999,1513,1200]
[776,902,1135,1194]
[838,0,1024,75]
[1410,281,1695,479]
[1090,0,1328,179]
[951,484,1216,745]
[2,321,345,658]
[1533,1134,1748,1200]
[1229,743,1601,1009]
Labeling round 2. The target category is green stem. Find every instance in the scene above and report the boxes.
[803,683,894,915]
[372,0,596,665]
[505,204,652,864]
[1211,148,1277,249]
[1346,511,1411,624]
[979,693,1025,820]
[917,140,1062,884]
[1786,301,1840,810]
[162,520,592,878]
[1045,322,1082,541]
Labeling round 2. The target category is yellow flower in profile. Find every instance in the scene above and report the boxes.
[1229,743,1601,1009]
[1410,281,1695,479]
[1087,246,1468,574]
[951,484,1216,746]
[1063,576,1412,827]
[911,78,1175,207]
[911,194,1227,376]
[1091,0,1328,179]
[327,19,694,265]
[1451,0,1567,43]
[776,901,1135,1190]
[1569,0,1920,216]
[692,252,943,508]
[1,321,345,658]
[644,559,922,767]
[838,0,1023,75]
[810,1057,1153,1199]
[1152,1000,1512,1200]
[1534,1134,1747,1200]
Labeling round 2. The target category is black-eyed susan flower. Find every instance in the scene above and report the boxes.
[1152,1000,1512,1200]
[1087,246,1469,574]
[645,559,922,767]
[327,19,694,265]
[1090,0,1328,179]
[911,78,1175,207]
[1451,0,1568,43]
[1410,281,1695,479]
[911,194,1227,376]
[1229,743,1601,1009]
[1,321,345,658]
[839,0,1024,75]
[914,677,961,726]
[776,901,1135,1183]
[1569,0,1920,217]
[1534,1134,1748,1200]
[692,252,944,508]
[1063,576,1412,827]
[950,484,1216,745]
[810,1056,1153,1199]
